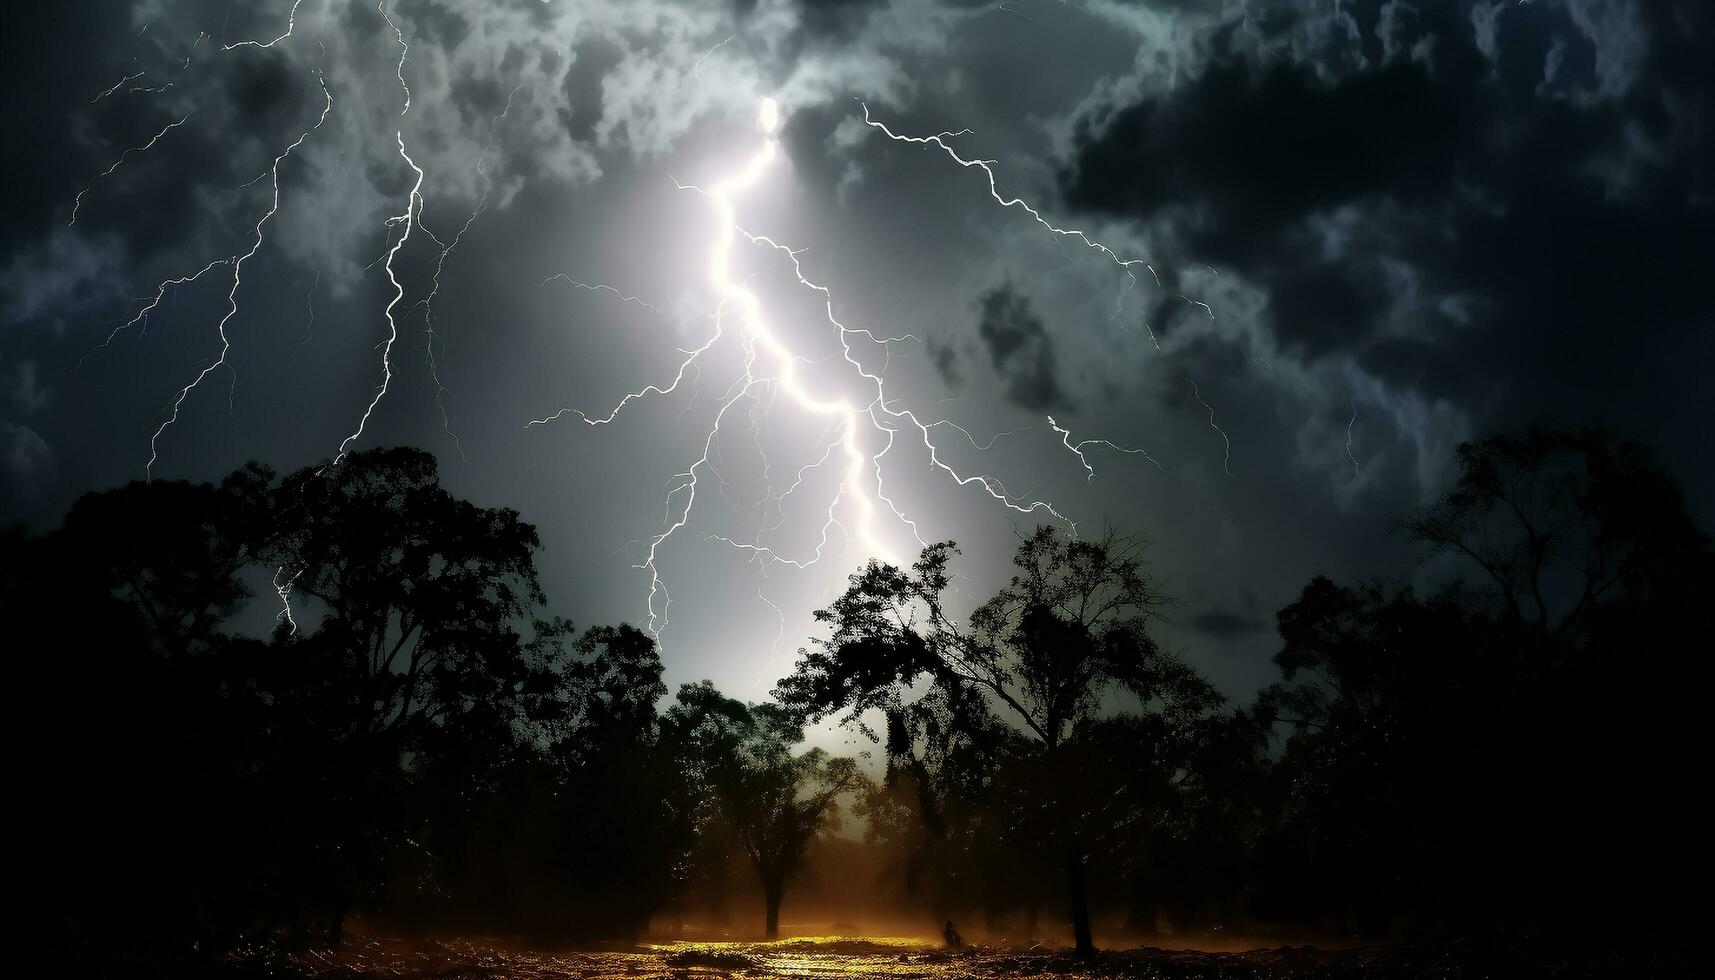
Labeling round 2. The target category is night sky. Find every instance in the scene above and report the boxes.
[3,0,1711,707]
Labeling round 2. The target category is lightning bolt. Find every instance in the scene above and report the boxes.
[646,105,902,620]
[533,97,1077,637]
[222,0,304,51]
[735,229,1069,529]
[927,419,1034,452]
[129,32,207,96]
[692,32,738,82]
[526,291,721,430]
[79,257,234,369]
[1346,402,1360,479]
[273,565,302,636]
[858,100,1161,291]
[410,82,523,465]
[1187,378,1234,479]
[537,276,671,321]
[1048,414,1162,480]
[91,70,146,104]
[146,72,333,479]
[331,1,419,466]
[860,102,1245,478]
[292,270,320,363]
[69,112,194,226]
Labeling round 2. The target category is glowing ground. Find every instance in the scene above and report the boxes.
[182,935,1502,979]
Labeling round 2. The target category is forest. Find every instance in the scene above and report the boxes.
[1,427,1706,974]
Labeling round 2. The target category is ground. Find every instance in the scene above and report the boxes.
[37,935,1692,979]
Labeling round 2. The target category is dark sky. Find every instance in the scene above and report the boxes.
[3,0,1712,707]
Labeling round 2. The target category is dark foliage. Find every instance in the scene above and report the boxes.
[1256,428,1712,941]
[778,527,1225,955]
[0,448,828,953]
[1,427,1704,967]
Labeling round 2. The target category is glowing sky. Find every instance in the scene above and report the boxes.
[3,0,1711,704]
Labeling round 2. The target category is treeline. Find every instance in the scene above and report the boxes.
[0,449,854,950]
[797,429,1711,952]
[0,430,1706,957]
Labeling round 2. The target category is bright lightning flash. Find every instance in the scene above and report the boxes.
[534,97,1090,637]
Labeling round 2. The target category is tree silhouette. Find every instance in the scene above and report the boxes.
[3,468,280,950]
[5,429,1706,966]
[1261,426,1714,941]
[548,624,693,937]
[1256,577,1499,933]
[266,447,546,741]
[669,684,863,939]
[780,527,1221,955]
[258,448,555,941]
[1401,426,1712,640]
[55,464,273,656]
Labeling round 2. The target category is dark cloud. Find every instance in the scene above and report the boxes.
[2,0,1712,711]
[928,335,960,387]
[1062,0,1715,447]
[1066,58,1469,259]
[794,0,889,41]
[974,282,1065,412]
[0,4,133,242]
[562,37,624,143]
[0,421,56,509]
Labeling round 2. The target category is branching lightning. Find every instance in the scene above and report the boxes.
[79,257,234,369]
[409,82,523,465]
[69,112,194,226]
[68,5,1216,656]
[533,97,1085,637]
[537,275,671,321]
[927,418,1034,452]
[332,1,419,466]
[147,73,333,479]
[92,70,146,104]
[273,565,302,636]
[1187,378,1234,479]
[858,100,1161,291]
[1048,414,1162,480]
[860,102,1241,477]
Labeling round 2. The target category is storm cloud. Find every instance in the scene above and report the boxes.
[2,0,1710,704]
[974,282,1066,411]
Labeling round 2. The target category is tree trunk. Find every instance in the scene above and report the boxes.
[1065,853,1095,958]
[764,877,784,940]
[327,897,349,948]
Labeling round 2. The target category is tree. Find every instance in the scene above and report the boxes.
[257,447,558,942]
[267,447,546,744]
[1256,577,1501,934]
[1401,426,1712,642]
[54,465,273,656]
[1260,426,1714,940]
[779,527,1222,955]
[2,469,279,950]
[547,624,692,937]
[669,684,862,939]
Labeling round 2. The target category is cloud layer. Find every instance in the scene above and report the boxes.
[2,0,1709,701]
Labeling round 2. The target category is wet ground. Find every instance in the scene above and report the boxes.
[189,935,1692,979]
[29,935,1697,978]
